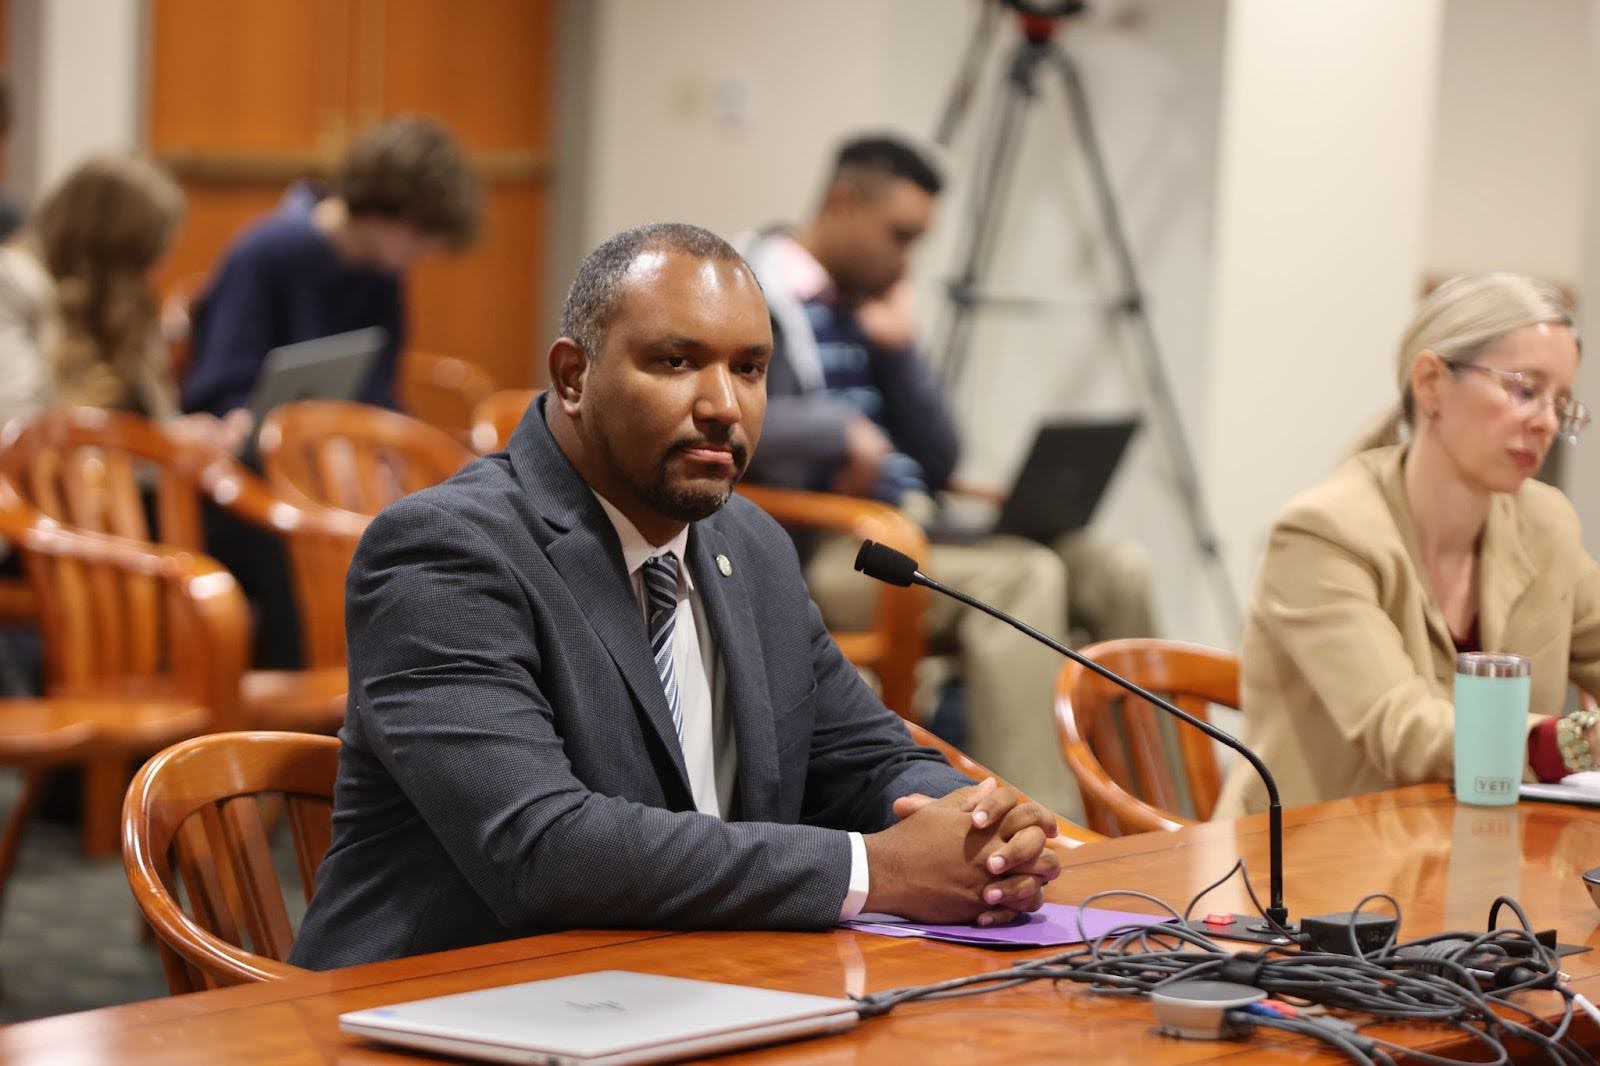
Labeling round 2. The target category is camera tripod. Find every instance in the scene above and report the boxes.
[934,0,1241,630]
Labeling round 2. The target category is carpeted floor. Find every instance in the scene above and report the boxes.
[0,772,168,1023]
[0,771,306,1024]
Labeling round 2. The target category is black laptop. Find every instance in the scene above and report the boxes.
[929,416,1140,545]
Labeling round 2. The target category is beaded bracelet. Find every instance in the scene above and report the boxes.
[1556,708,1600,773]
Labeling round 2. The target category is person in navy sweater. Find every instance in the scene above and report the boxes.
[181,114,480,418]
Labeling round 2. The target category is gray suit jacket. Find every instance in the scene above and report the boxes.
[290,395,969,969]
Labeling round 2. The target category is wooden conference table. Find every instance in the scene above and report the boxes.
[5,783,1600,1065]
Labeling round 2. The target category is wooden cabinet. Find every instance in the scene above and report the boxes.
[148,0,556,389]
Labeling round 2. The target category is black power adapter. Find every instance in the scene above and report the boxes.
[1297,912,1400,955]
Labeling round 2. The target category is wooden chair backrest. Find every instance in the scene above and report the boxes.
[1056,639,1240,837]
[0,406,210,548]
[398,351,496,442]
[470,388,537,454]
[0,487,250,729]
[122,731,340,993]
[0,407,367,671]
[736,485,927,719]
[258,400,476,516]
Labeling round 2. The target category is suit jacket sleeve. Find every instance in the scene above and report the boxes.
[181,254,276,415]
[347,498,881,932]
[1254,515,1464,785]
[794,594,972,830]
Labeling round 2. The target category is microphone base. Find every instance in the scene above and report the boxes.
[1184,913,1297,947]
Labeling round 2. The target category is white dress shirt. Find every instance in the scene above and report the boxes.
[591,493,869,918]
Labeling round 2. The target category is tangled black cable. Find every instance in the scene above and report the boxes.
[850,866,1592,1066]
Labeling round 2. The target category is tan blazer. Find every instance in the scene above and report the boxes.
[1216,445,1600,816]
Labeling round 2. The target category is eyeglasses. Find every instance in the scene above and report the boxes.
[1443,359,1591,443]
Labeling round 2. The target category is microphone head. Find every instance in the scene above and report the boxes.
[854,540,919,587]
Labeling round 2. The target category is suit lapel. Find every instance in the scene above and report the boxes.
[546,526,692,798]
[1378,449,1456,657]
[510,394,691,802]
[1477,494,1538,653]
[688,521,780,823]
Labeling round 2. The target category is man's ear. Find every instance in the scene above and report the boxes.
[547,337,589,416]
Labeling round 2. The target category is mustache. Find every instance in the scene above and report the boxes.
[670,437,749,469]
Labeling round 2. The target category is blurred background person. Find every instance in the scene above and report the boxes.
[743,132,1155,816]
[0,152,246,450]
[180,114,481,418]
[1218,273,1600,816]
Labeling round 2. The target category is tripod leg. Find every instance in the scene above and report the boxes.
[937,41,1038,387]
[934,0,1004,148]
[1045,46,1243,630]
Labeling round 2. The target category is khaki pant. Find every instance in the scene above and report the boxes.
[1053,530,1158,644]
[807,533,1084,820]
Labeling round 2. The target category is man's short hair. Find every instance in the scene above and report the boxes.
[830,133,944,196]
[336,115,481,250]
[559,222,751,358]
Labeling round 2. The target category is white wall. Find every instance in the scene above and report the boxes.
[1425,0,1589,283]
[1204,0,1443,611]
[1576,0,1600,558]
[1420,0,1596,552]
[6,0,142,203]
[572,0,1233,643]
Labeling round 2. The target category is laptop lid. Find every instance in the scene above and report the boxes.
[246,326,386,423]
[993,416,1140,542]
[339,970,860,1066]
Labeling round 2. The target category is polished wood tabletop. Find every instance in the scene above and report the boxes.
[6,784,1600,1065]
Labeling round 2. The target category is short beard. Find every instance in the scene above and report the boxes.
[593,426,747,524]
[639,476,734,524]
[639,440,749,522]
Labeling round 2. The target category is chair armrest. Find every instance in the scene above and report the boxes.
[736,485,928,557]
[1054,662,1191,836]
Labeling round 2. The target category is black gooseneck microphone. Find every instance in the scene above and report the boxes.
[854,538,1291,933]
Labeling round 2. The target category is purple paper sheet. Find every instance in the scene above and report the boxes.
[843,902,1177,947]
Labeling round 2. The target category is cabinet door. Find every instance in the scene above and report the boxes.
[367,0,556,389]
[147,0,555,389]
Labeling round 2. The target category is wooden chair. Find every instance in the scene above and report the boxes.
[904,720,1102,848]
[467,389,928,719]
[122,731,339,993]
[739,486,927,719]
[470,387,537,454]
[258,400,476,516]
[0,409,365,848]
[397,351,496,445]
[0,491,241,918]
[1055,638,1240,837]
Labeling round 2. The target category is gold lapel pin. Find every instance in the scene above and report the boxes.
[716,554,733,577]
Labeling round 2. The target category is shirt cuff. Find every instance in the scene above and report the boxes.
[839,831,870,920]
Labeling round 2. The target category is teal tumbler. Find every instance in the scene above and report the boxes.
[1453,652,1531,806]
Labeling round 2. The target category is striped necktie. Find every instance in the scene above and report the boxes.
[641,552,684,743]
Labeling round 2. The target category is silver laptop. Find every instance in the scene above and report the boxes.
[246,326,385,423]
[339,970,861,1065]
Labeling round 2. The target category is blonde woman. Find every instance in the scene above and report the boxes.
[0,153,247,448]
[1217,274,1600,815]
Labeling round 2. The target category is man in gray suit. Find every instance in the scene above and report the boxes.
[291,223,1062,969]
